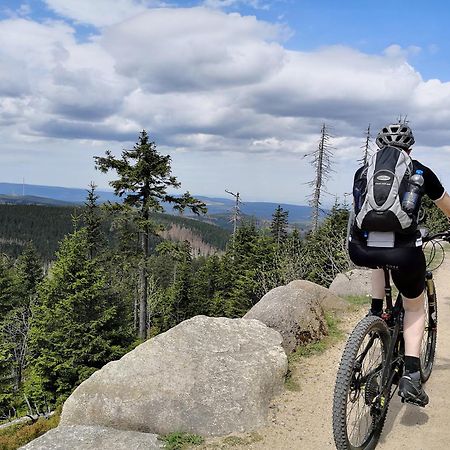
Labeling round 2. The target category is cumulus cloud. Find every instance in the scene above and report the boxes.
[43,0,165,27]
[101,7,286,92]
[1,5,450,200]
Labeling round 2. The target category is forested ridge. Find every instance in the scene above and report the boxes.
[0,204,230,262]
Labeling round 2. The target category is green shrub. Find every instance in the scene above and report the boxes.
[160,432,204,450]
[0,410,60,450]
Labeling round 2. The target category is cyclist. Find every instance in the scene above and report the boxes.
[348,123,450,406]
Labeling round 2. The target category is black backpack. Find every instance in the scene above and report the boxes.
[353,146,418,233]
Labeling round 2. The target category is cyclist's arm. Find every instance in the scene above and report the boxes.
[434,192,450,218]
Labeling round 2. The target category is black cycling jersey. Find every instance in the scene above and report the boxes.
[351,158,446,247]
[411,160,445,201]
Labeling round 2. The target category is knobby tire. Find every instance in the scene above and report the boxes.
[333,316,391,450]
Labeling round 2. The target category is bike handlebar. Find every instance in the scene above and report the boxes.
[422,230,450,243]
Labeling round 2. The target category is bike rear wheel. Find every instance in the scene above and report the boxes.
[420,276,437,382]
[333,316,391,450]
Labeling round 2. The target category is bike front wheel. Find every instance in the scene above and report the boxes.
[333,315,391,450]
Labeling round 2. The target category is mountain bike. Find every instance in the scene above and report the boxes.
[332,230,450,450]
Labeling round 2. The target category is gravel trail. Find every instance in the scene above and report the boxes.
[201,256,450,450]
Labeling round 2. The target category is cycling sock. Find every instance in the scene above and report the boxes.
[371,298,383,314]
[405,355,421,373]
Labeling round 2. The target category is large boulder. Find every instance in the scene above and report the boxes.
[329,269,371,297]
[287,280,349,313]
[243,283,328,354]
[60,316,287,437]
[20,426,162,450]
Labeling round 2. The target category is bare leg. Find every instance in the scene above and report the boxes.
[403,292,425,358]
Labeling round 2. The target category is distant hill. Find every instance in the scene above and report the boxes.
[0,183,324,225]
[0,194,74,206]
[0,183,117,204]
[0,204,230,262]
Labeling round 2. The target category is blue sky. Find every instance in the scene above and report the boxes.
[0,0,449,205]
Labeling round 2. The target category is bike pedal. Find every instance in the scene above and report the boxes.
[399,394,426,408]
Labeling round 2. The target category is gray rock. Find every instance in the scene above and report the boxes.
[329,269,371,297]
[287,280,349,313]
[60,316,287,437]
[19,425,163,450]
[243,283,328,354]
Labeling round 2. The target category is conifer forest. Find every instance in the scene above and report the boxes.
[0,130,447,428]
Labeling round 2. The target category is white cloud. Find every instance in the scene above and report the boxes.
[101,7,286,92]
[43,0,165,27]
[1,6,450,201]
[202,0,270,10]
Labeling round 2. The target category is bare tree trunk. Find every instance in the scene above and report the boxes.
[307,124,333,232]
[138,230,148,340]
[133,292,139,333]
[360,124,372,166]
[311,125,326,231]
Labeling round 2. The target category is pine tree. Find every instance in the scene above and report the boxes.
[421,196,449,234]
[303,203,350,286]
[26,229,133,404]
[0,255,16,318]
[82,183,104,259]
[223,221,276,315]
[270,205,289,247]
[94,130,206,340]
[0,244,42,412]
[0,255,17,412]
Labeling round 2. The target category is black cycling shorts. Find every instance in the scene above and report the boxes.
[348,241,426,299]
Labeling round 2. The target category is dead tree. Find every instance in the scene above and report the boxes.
[306,124,334,232]
[359,124,373,166]
[225,189,242,242]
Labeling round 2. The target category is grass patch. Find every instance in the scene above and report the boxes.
[289,312,343,361]
[285,312,344,390]
[160,432,204,450]
[199,432,263,449]
[221,433,263,447]
[345,295,371,307]
[0,410,60,450]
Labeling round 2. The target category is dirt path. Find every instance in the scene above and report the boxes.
[200,256,450,450]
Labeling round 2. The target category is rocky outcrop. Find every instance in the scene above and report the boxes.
[20,426,163,450]
[60,316,287,437]
[243,282,328,354]
[287,280,348,313]
[329,269,371,297]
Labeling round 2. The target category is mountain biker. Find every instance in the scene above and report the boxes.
[348,123,450,407]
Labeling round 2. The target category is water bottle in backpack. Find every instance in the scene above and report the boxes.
[402,170,424,215]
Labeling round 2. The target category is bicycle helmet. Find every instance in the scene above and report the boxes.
[376,123,415,149]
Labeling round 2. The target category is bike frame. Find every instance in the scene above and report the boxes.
[379,267,404,408]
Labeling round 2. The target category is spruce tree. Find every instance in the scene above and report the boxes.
[303,203,350,286]
[0,255,18,412]
[94,130,206,340]
[270,205,289,247]
[82,183,104,259]
[26,228,133,404]
[422,195,449,234]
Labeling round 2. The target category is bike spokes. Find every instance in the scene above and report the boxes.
[346,332,384,447]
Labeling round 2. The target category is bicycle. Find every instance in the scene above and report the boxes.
[332,230,450,450]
